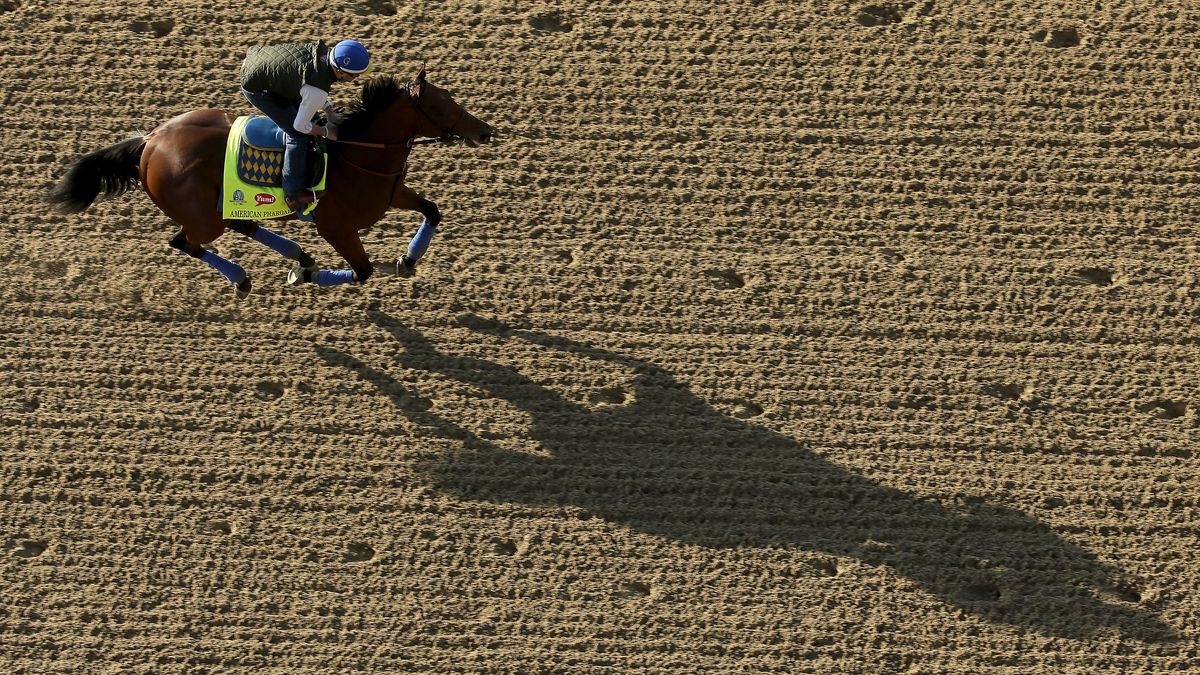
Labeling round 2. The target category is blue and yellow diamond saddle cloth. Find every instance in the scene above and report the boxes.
[220,115,328,220]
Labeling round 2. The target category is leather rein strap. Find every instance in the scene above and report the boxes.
[334,136,457,150]
[330,134,457,182]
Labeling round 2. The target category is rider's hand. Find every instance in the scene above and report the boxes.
[325,123,339,141]
[327,110,346,125]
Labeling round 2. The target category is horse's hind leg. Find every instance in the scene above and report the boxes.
[169,229,252,300]
[140,118,252,300]
[227,220,317,270]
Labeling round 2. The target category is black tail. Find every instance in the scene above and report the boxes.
[48,136,146,214]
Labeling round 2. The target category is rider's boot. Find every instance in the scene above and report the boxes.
[285,192,316,221]
[282,132,313,221]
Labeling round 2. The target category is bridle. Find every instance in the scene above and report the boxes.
[333,79,466,151]
[407,80,468,146]
[330,78,470,194]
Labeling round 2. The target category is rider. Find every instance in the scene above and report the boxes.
[239,39,371,219]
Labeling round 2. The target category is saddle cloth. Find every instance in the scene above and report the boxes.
[220,115,328,220]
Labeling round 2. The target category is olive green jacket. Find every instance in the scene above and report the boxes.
[240,40,337,104]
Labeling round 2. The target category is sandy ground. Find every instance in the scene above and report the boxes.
[3,0,1199,672]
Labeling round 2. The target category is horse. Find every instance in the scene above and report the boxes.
[48,67,494,298]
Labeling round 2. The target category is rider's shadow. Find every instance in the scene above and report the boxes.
[314,310,1175,642]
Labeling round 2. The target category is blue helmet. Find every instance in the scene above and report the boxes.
[331,40,370,74]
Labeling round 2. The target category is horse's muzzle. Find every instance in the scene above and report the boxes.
[460,123,495,147]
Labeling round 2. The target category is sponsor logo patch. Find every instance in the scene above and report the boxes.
[231,189,245,204]
[255,193,275,205]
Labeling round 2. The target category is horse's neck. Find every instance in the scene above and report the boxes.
[332,97,423,172]
[364,99,422,143]
[333,144,409,176]
[336,121,413,175]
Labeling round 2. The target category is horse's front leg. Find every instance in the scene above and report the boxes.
[289,220,373,288]
[389,185,441,278]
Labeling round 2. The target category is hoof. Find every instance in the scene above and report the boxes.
[370,257,416,278]
[235,277,252,300]
[371,259,396,276]
[287,263,316,286]
[397,256,417,278]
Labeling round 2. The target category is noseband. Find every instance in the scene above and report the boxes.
[406,81,468,146]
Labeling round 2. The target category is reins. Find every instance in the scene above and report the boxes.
[333,136,458,149]
[333,139,388,149]
[331,135,457,180]
[326,77,467,178]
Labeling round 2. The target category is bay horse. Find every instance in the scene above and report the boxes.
[48,67,493,298]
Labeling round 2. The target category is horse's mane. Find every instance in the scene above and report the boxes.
[336,75,411,137]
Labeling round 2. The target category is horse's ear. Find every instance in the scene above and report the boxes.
[411,64,427,98]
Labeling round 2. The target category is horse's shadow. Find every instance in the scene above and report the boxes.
[315,310,1175,641]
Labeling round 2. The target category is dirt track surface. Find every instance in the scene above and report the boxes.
[3,0,1199,672]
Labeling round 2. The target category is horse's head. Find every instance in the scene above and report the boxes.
[406,66,494,146]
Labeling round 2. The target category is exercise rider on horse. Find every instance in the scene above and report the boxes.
[239,39,371,220]
[49,44,495,298]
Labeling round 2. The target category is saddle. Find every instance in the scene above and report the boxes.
[237,116,326,188]
[220,115,329,220]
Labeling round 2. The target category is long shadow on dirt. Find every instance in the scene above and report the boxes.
[315,309,1175,641]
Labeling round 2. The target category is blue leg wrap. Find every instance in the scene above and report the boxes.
[406,220,437,262]
[200,250,247,284]
[252,226,304,260]
[314,269,356,286]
